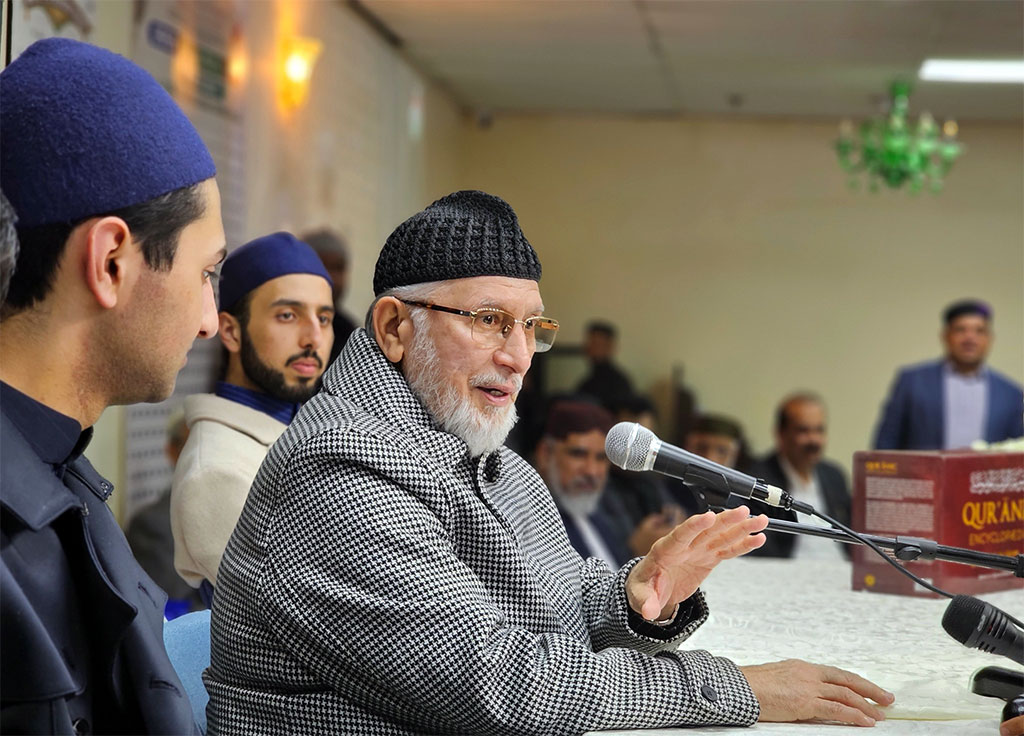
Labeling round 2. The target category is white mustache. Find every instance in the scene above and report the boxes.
[471,373,523,393]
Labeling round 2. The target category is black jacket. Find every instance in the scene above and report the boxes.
[742,452,852,560]
[1,409,198,735]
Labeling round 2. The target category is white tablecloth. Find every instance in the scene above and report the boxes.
[592,558,1024,735]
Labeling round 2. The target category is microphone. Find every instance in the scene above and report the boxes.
[942,594,1024,665]
[605,422,799,510]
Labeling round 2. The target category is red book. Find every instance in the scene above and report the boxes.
[851,450,1024,598]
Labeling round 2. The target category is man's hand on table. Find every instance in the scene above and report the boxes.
[740,659,895,727]
[625,506,768,621]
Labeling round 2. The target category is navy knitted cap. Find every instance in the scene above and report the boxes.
[373,190,542,296]
[0,38,216,229]
[219,232,333,312]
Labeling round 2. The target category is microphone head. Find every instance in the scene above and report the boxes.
[605,421,655,472]
[942,594,1023,665]
[943,594,986,646]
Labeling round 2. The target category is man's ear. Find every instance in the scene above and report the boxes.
[82,216,136,309]
[219,312,242,353]
[372,297,414,363]
[535,438,551,467]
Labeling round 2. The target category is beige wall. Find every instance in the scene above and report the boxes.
[240,0,464,323]
[452,115,1024,474]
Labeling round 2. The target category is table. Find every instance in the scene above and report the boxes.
[593,558,1024,735]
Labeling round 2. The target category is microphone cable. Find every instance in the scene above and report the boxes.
[731,489,1024,630]
[807,503,954,599]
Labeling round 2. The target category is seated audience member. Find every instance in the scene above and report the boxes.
[873,299,1023,450]
[671,413,747,513]
[608,394,675,521]
[301,227,358,362]
[206,190,891,734]
[577,320,635,411]
[687,413,743,469]
[171,233,333,602]
[0,190,18,302]
[535,400,632,566]
[607,394,686,543]
[743,393,852,560]
[1,38,224,733]
[126,411,203,617]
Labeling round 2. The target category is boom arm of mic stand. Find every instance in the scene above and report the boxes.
[691,483,1023,577]
[756,516,1024,577]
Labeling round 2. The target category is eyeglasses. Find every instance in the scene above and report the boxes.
[399,300,559,352]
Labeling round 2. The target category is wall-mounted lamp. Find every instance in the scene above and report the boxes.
[170,30,199,97]
[227,25,247,89]
[279,36,322,110]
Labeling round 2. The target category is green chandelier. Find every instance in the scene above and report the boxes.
[835,81,963,193]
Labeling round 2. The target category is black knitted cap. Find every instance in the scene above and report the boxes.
[373,190,542,296]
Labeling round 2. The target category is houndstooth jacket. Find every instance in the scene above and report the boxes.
[206,329,759,735]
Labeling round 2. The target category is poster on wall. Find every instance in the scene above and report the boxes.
[121,0,248,522]
[9,0,96,59]
[131,0,246,119]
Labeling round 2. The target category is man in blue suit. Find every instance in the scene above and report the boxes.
[873,300,1023,450]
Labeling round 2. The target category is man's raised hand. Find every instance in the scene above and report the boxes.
[625,506,768,621]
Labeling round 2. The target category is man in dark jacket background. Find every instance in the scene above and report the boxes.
[0,38,225,734]
[745,393,852,560]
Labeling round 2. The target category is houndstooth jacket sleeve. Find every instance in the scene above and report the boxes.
[206,330,759,735]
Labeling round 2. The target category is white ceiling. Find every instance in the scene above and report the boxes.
[356,0,1024,121]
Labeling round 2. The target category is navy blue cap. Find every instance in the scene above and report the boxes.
[0,38,216,228]
[219,232,333,312]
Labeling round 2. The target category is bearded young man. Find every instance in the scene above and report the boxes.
[207,191,893,735]
[171,232,333,602]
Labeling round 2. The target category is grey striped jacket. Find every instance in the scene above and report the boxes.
[206,328,758,735]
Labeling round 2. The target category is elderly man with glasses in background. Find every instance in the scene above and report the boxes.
[206,191,892,735]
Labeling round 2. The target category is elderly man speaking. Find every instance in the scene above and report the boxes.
[207,191,891,734]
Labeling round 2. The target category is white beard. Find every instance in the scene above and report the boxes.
[546,455,603,517]
[404,316,520,458]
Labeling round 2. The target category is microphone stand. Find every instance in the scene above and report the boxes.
[695,484,1024,578]
[753,516,1024,578]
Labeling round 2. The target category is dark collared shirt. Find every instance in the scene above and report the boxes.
[0,381,88,475]
[0,382,99,732]
[214,380,300,425]
[1,384,196,734]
